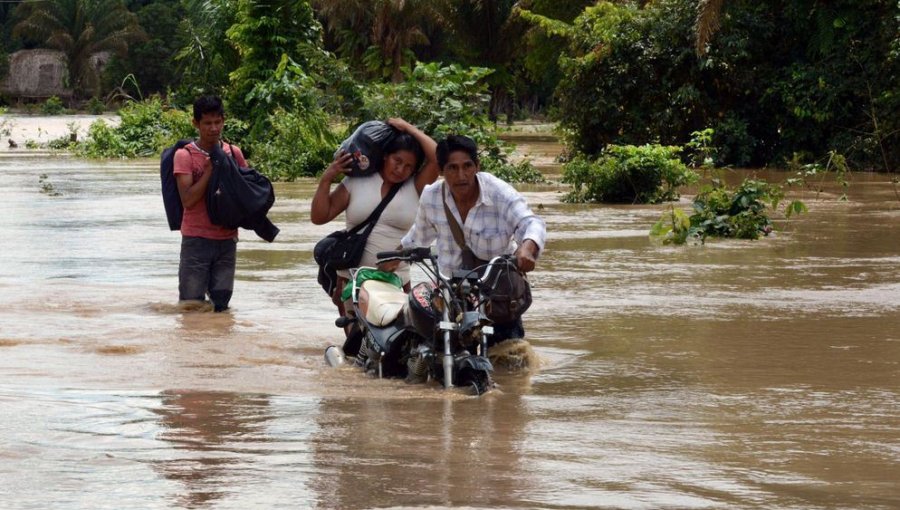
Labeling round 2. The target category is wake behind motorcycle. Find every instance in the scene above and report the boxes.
[329,247,519,395]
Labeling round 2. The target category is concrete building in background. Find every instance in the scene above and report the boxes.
[1,49,109,100]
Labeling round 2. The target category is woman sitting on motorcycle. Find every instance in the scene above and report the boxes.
[310,118,439,334]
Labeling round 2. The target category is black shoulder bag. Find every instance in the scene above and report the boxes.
[314,183,402,294]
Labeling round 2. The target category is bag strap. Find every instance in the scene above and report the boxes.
[349,181,403,235]
[442,183,468,250]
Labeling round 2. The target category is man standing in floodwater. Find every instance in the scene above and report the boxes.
[400,134,546,343]
[173,96,247,312]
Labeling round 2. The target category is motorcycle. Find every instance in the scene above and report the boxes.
[329,247,517,395]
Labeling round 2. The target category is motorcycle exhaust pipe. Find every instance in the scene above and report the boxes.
[324,345,345,367]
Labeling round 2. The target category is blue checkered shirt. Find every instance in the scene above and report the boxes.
[401,173,547,273]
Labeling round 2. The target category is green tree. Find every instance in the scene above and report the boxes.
[225,0,323,123]
[525,0,899,170]
[439,0,528,122]
[516,0,594,112]
[12,0,145,98]
[108,0,184,96]
[172,0,241,102]
[313,0,439,82]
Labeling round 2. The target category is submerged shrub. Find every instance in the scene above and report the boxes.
[562,144,698,203]
[651,178,808,244]
[41,96,66,115]
[86,97,106,115]
[250,108,339,180]
[481,157,547,184]
[78,98,193,158]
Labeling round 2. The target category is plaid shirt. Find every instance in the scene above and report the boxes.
[401,172,547,273]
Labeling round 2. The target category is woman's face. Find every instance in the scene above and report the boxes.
[381,150,417,184]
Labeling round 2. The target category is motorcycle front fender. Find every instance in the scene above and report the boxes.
[455,354,493,373]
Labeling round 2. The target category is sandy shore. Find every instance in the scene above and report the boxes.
[0,113,120,151]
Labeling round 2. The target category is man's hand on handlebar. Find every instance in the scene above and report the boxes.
[513,239,539,273]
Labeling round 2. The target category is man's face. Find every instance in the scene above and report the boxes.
[442,150,479,201]
[193,113,224,145]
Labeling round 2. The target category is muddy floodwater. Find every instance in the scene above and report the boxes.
[1,143,898,509]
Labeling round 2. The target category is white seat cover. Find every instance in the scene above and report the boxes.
[362,280,406,326]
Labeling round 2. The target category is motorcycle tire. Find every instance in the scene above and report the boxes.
[457,367,493,395]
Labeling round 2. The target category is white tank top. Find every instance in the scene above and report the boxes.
[339,173,419,283]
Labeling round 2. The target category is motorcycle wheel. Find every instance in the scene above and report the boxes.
[457,367,493,396]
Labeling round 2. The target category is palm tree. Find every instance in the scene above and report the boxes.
[695,0,725,55]
[12,0,145,98]
[438,0,532,121]
[313,0,439,82]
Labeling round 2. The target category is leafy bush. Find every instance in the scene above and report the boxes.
[695,181,774,240]
[562,144,698,203]
[359,63,494,141]
[480,157,547,184]
[651,178,808,244]
[535,0,898,171]
[86,97,105,115]
[80,120,122,157]
[250,108,339,180]
[41,96,66,115]
[78,98,193,158]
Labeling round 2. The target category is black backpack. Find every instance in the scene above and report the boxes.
[160,139,192,230]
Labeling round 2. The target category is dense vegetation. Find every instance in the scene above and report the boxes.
[1,0,897,179]
[533,0,899,172]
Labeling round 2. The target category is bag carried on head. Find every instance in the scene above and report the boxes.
[335,121,398,178]
[313,182,403,295]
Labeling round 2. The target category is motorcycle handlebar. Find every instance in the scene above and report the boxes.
[376,247,433,262]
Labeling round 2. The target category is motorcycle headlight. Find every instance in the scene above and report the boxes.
[458,311,483,344]
[431,294,445,314]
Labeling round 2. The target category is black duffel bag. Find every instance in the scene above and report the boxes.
[482,259,533,324]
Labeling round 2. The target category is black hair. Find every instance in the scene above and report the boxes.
[384,132,425,169]
[436,135,479,169]
[193,95,224,121]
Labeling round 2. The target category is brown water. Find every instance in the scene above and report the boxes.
[1,148,898,509]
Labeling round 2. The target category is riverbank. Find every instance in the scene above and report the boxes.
[0,113,564,175]
[0,113,119,152]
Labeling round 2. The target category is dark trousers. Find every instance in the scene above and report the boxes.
[179,236,237,312]
[489,316,525,346]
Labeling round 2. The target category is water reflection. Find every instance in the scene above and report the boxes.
[311,392,531,508]
[176,308,237,338]
[153,391,271,509]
